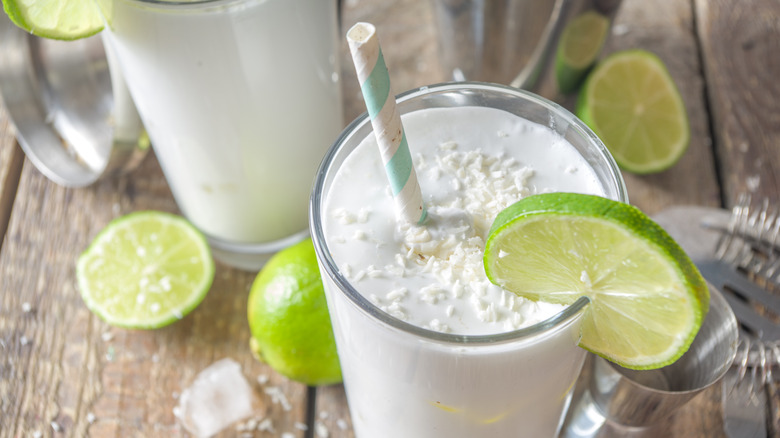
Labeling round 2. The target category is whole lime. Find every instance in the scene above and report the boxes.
[247,238,342,386]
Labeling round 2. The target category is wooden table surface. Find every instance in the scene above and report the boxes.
[1,0,779,436]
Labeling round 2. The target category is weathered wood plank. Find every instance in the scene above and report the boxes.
[312,386,353,438]
[695,0,780,206]
[0,99,23,249]
[0,153,309,437]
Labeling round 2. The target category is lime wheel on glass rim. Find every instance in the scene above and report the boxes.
[3,0,104,40]
[483,193,709,370]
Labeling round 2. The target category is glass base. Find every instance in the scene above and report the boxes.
[206,229,310,272]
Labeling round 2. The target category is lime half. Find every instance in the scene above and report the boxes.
[484,193,709,370]
[555,10,610,94]
[77,211,215,329]
[3,0,104,40]
[577,49,690,174]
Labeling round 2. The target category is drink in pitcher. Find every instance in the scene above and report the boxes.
[310,83,627,437]
[99,0,343,269]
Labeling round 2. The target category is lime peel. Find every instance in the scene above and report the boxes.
[484,193,709,370]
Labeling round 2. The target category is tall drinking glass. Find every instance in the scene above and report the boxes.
[98,0,343,270]
[310,83,627,437]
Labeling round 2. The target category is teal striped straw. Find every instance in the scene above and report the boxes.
[347,22,427,225]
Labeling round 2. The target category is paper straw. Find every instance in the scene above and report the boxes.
[347,22,427,225]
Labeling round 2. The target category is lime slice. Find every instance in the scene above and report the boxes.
[555,10,610,94]
[3,0,104,40]
[483,193,709,370]
[76,211,215,329]
[576,49,690,174]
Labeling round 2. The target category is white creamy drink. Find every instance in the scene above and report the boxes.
[317,95,618,437]
[325,106,606,334]
[101,0,342,261]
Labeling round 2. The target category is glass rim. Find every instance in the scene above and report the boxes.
[310,81,627,346]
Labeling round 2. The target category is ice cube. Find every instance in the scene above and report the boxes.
[174,358,256,437]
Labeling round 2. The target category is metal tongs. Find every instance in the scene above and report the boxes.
[702,194,780,438]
